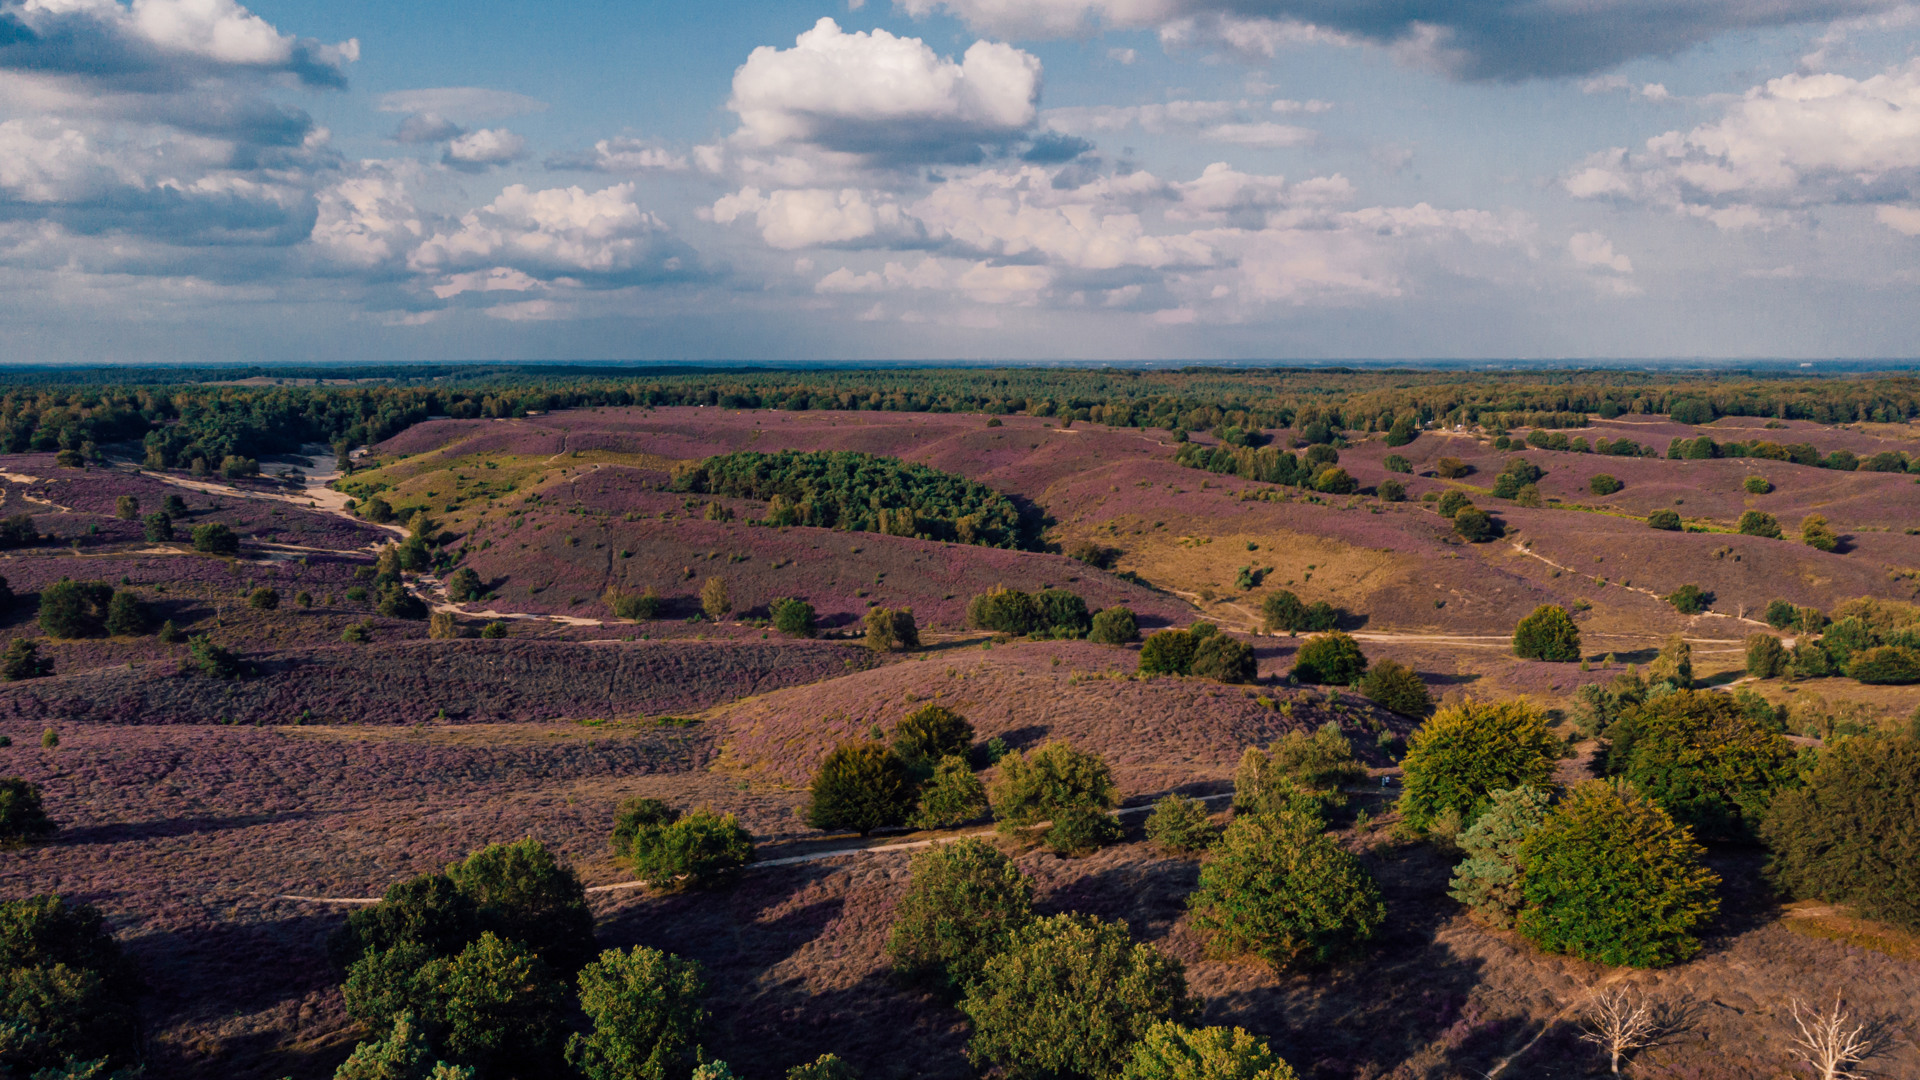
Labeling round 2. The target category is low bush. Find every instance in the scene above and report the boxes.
[1763,598,1798,629]
[1359,658,1432,716]
[804,741,918,835]
[446,567,484,603]
[1452,507,1496,542]
[481,620,508,640]
[187,635,240,678]
[863,607,919,652]
[1646,509,1682,531]
[1512,604,1581,662]
[989,741,1117,827]
[1745,633,1789,678]
[1234,724,1365,823]
[913,756,991,828]
[1044,805,1124,856]
[1189,812,1385,968]
[1139,628,1200,675]
[1398,700,1562,831]
[1801,513,1839,552]
[1588,474,1622,495]
[1088,605,1139,644]
[428,611,458,639]
[1383,454,1412,473]
[0,777,55,846]
[886,838,1034,996]
[1447,786,1550,928]
[0,638,50,681]
[1736,510,1782,539]
[1260,590,1338,634]
[1377,479,1406,502]
[191,522,240,555]
[1191,633,1257,684]
[1665,584,1709,615]
[1144,794,1219,854]
[1762,733,1920,930]
[966,586,1091,638]
[103,591,149,637]
[1847,645,1920,684]
[893,705,975,773]
[1435,457,1469,478]
[1121,1022,1299,1080]
[1743,475,1771,494]
[1290,632,1367,685]
[1436,490,1471,518]
[565,946,709,1080]
[961,913,1194,1080]
[1516,780,1720,968]
[770,597,816,637]
[628,809,754,889]
[142,511,173,542]
[610,798,679,859]
[378,585,428,620]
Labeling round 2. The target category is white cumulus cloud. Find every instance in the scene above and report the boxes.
[443,128,528,171]
[1568,231,1633,273]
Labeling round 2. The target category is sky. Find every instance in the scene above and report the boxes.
[2,0,1919,363]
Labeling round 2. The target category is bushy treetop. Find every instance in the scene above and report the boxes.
[1397,700,1562,831]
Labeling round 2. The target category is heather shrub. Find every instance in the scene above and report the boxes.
[38,579,113,638]
[1144,794,1219,854]
[446,567,484,603]
[804,741,918,835]
[445,838,596,974]
[1359,659,1432,717]
[961,913,1194,1080]
[2,639,52,681]
[1511,604,1580,662]
[191,522,239,555]
[103,591,149,637]
[1588,474,1622,496]
[863,606,919,652]
[1447,786,1550,928]
[1088,605,1138,644]
[769,597,816,637]
[1847,645,1920,684]
[628,809,754,888]
[566,946,709,1080]
[1646,509,1682,531]
[187,635,240,679]
[886,838,1034,996]
[1800,513,1839,552]
[1516,780,1720,968]
[1665,584,1709,615]
[610,799,680,859]
[1452,507,1496,542]
[699,577,730,620]
[1139,629,1199,675]
[1191,633,1257,684]
[1736,510,1782,538]
[989,741,1117,827]
[0,777,55,846]
[1045,804,1124,856]
[1762,733,1920,930]
[1120,1022,1299,1080]
[913,756,991,828]
[1189,812,1385,968]
[0,894,142,1077]
[1290,631,1367,685]
[1398,700,1561,831]
[1745,633,1789,678]
[893,705,974,773]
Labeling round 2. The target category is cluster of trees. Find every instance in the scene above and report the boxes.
[671,451,1028,550]
[965,586,1090,638]
[0,894,143,1077]
[1173,441,1356,496]
[1750,597,1920,685]
[1139,623,1258,684]
[1666,435,1919,473]
[1259,590,1339,634]
[1433,490,1498,542]
[1493,431,1651,457]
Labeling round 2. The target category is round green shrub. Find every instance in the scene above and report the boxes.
[1377,479,1406,502]
[1847,645,1920,684]
[103,590,149,637]
[771,597,817,637]
[445,837,596,974]
[609,798,679,859]
[1120,1022,1300,1080]
[1646,509,1682,531]
[37,579,113,639]
[1188,812,1385,968]
[190,522,240,555]
[1736,510,1782,538]
[961,913,1194,1080]
[427,932,569,1075]
[1045,805,1124,856]
[1452,507,1496,542]
[1139,629,1198,675]
[446,567,484,603]
[803,741,917,835]
[913,756,991,828]
[1743,476,1772,495]
[989,741,1117,827]
[565,945,709,1080]
[893,705,975,772]
[1516,780,1720,968]
[1762,733,1920,930]
[1358,658,1432,717]
[886,837,1034,996]
[1665,584,1709,615]
[1511,604,1581,662]
[1436,490,1471,518]
[1588,474,1623,496]
[1397,700,1562,831]
[1763,599,1798,629]
[1088,606,1139,645]
[1191,634,1257,684]
[628,809,754,889]
[1603,690,1799,842]
[1144,794,1219,855]
[1289,632,1367,685]
[1744,633,1789,678]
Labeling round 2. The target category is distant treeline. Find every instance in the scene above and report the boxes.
[2,366,1917,467]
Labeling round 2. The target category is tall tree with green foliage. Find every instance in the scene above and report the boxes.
[1120,1023,1300,1080]
[892,705,974,774]
[1512,605,1581,662]
[1516,780,1720,968]
[38,579,113,638]
[626,809,754,888]
[1289,632,1368,685]
[988,741,1117,827]
[1188,812,1384,969]
[566,946,709,1080]
[1446,786,1550,928]
[886,838,1035,996]
[1762,733,1920,930]
[1602,690,1800,841]
[445,838,596,974]
[803,741,918,836]
[1397,700,1562,832]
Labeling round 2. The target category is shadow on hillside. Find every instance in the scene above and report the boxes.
[57,810,322,846]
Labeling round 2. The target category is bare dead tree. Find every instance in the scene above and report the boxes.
[1788,996,1885,1080]
[1578,987,1660,1075]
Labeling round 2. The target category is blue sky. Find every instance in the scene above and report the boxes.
[2,0,1918,362]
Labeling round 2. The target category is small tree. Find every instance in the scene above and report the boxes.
[1191,634,1257,684]
[1588,474,1623,496]
[1436,490,1472,518]
[1398,700,1562,831]
[1512,604,1581,662]
[143,512,174,542]
[913,756,990,828]
[191,522,240,555]
[1377,479,1407,502]
[0,777,56,846]
[1743,475,1772,495]
[886,837,1034,996]
[1234,724,1365,820]
[1139,629,1198,675]
[1144,794,1219,855]
[1763,599,1797,629]
[247,587,279,611]
[2,638,53,681]
[1646,509,1682,531]
[1801,514,1839,552]
[989,741,1117,827]
[1737,510,1783,539]
[1847,645,1920,684]
[1452,507,1496,542]
[427,932,569,1076]
[1786,997,1886,1080]
[379,585,428,621]
[1359,659,1432,716]
[1261,591,1304,633]
[1120,1022,1300,1080]
[481,621,508,640]
[445,838,596,975]
[1045,804,1123,856]
[429,611,458,640]
[1578,988,1661,1076]
[113,496,138,520]
[102,591,149,637]
[1446,785,1549,928]
[628,809,754,889]
[1745,633,1789,678]
[333,1012,463,1080]
[1189,811,1386,969]
[1088,606,1138,644]
[864,607,918,652]
[187,635,240,678]
[1516,780,1720,968]
[447,567,484,603]
[804,741,918,836]
[565,946,709,1080]
[1383,454,1412,473]
[961,913,1194,1080]
[1290,632,1367,685]
[699,577,730,621]
[770,597,816,637]
[610,799,680,859]
[1435,457,1469,478]
[1646,633,1693,690]
[38,579,113,638]
[362,497,396,523]
[787,1055,858,1080]
[893,705,974,773]
[1762,732,1920,930]
[1665,584,1709,615]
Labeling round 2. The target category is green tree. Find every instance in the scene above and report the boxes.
[379,585,428,621]
[892,705,974,774]
[333,1011,464,1080]
[913,756,990,828]
[1088,606,1138,644]
[1398,700,1562,831]
[1516,780,1720,968]
[1436,490,1472,518]
[1800,514,1839,552]
[699,577,730,621]
[480,621,508,640]
[427,933,569,1076]
[628,809,754,888]
[1602,691,1799,842]
[886,838,1034,996]
[1588,474,1622,496]
[187,635,240,678]
[1446,786,1550,928]
[769,597,816,637]
[1646,509,1682,531]
[1383,417,1417,447]
[863,607,918,652]
[1191,634,1257,684]
[1290,632,1367,685]
[1762,733,1920,930]
[1121,1023,1298,1080]
[786,1055,858,1080]
[0,777,56,846]
[142,511,174,542]
[38,579,113,639]
[1233,724,1364,821]
[446,568,484,603]
[1358,659,1432,716]
[103,592,148,637]
[1452,507,1496,542]
[1144,795,1219,855]
[967,587,1040,635]
[961,913,1194,1080]
[1744,633,1789,678]
[333,873,480,970]
[1188,812,1385,968]
[565,946,709,1080]
[1260,591,1304,633]
[1848,645,1920,684]
[1376,479,1406,502]
[1736,510,1782,539]
[1743,476,1772,495]
[1664,585,1708,616]
[112,496,138,520]
[1383,454,1412,473]
[1646,634,1693,690]
[803,741,918,836]
[989,741,1117,827]
[1,639,52,681]
[1763,599,1797,629]
[445,838,596,974]
[1511,605,1581,662]
[190,522,239,555]
[247,587,279,611]
[1139,629,1199,675]
[363,497,396,524]
[1312,467,1356,495]
[610,799,680,859]
[0,895,141,1077]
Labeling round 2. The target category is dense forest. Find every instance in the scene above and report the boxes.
[1,365,1917,469]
